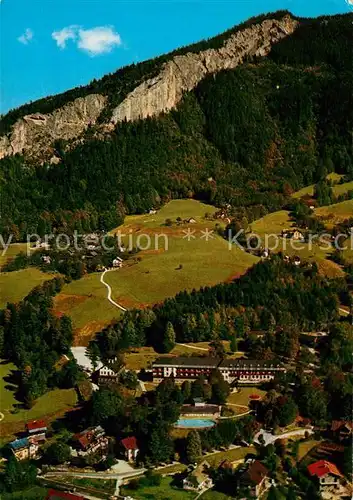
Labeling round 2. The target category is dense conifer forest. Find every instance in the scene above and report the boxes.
[0,13,352,238]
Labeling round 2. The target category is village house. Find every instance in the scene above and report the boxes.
[330,421,353,443]
[71,426,109,459]
[94,362,122,386]
[120,436,139,462]
[26,419,47,436]
[307,460,344,493]
[183,461,213,492]
[293,255,301,266]
[9,437,40,461]
[281,229,304,241]
[237,459,270,499]
[112,256,123,268]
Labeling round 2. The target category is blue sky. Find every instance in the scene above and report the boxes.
[1,0,352,114]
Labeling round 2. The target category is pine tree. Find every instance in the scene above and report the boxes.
[163,322,176,353]
[186,430,202,464]
[230,335,238,353]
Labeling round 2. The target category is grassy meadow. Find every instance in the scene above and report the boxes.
[315,199,353,225]
[0,242,29,270]
[0,268,57,309]
[0,361,77,441]
[248,210,344,277]
[54,200,258,341]
[291,173,351,199]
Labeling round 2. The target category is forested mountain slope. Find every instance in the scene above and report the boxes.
[0,12,352,239]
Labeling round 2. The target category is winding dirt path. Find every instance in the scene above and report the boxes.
[176,343,208,351]
[100,269,127,312]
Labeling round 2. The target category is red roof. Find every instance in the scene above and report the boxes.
[121,436,138,450]
[241,460,269,486]
[45,489,84,500]
[308,460,343,479]
[26,419,47,432]
[331,420,353,432]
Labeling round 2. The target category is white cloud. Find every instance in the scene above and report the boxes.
[51,25,122,56]
[52,25,78,49]
[346,0,353,6]
[18,28,33,45]
[77,27,122,55]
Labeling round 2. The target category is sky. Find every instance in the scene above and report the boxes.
[0,0,352,115]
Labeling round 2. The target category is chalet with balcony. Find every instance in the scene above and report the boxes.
[307,460,344,493]
[71,426,109,459]
[237,460,270,498]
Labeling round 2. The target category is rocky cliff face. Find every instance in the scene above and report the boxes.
[110,16,298,124]
[0,14,298,161]
[0,94,107,160]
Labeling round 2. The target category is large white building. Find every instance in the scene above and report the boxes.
[152,356,285,384]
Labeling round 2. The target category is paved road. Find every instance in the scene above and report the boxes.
[254,428,313,446]
[100,269,127,312]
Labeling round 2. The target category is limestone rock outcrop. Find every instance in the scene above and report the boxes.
[110,16,298,124]
[0,94,107,160]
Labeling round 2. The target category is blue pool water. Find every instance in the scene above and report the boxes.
[176,418,216,428]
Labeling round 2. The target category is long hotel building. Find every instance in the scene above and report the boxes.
[152,356,285,384]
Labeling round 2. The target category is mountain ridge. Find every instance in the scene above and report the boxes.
[0,12,298,161]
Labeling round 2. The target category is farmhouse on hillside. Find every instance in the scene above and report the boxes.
[281,229,304,240]
[112,256,123,268]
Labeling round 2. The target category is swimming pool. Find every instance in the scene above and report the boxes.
[175,418,216,429]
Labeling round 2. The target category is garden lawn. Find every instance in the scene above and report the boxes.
[227,387,266,407]
[0,268,56,309]
[200,491,234,499]
[297,440,321,461]
[121,477,195,500]
[2,485,48,499]
[205,445,256,467]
